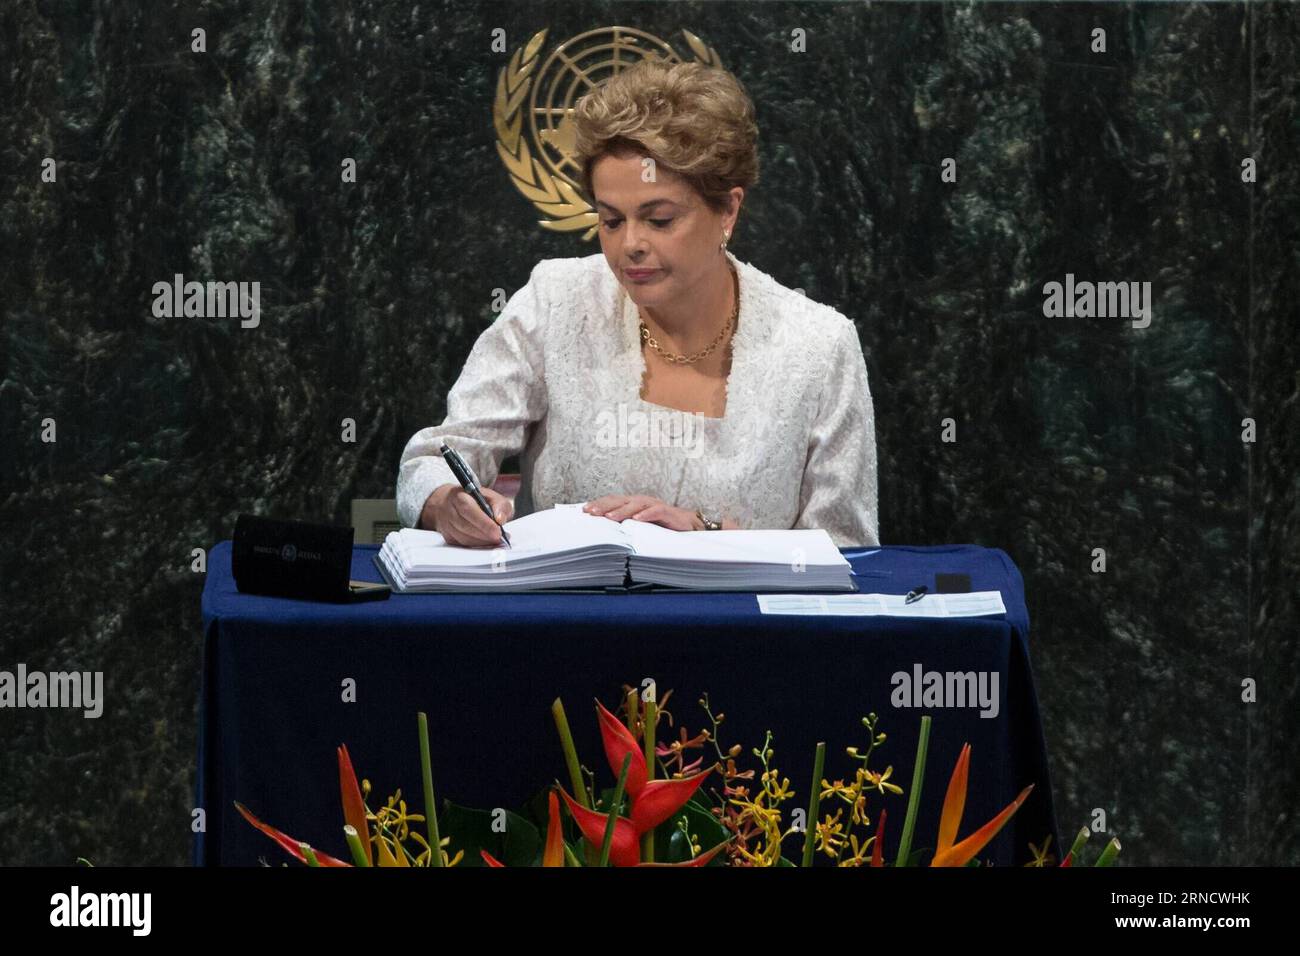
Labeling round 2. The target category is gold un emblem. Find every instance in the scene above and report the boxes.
[493,26,724,240]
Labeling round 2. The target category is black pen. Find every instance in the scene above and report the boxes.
[904,586,927,604]
[439,441,511,548]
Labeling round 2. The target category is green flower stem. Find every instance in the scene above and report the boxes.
[625,689,638,732]
[1066,826,1090,865]
[551,698,589,809]
[343,825,371,867]
[300,843,320,867]
[895,715,931,867]
[800,741,827,867]
[600,753,633,867]
[642,697,656,863]
[417,712,444,867]
[563,843,583,867]
[556,699,601,867]
[1095,837,1122,867]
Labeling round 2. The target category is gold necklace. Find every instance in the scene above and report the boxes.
[639,264,739,365]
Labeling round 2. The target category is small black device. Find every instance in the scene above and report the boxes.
[935,573,972,594]
[232,514,391,603]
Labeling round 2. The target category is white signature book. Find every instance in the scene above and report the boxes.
[375,503,855,593]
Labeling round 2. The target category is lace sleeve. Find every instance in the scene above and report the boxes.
[396,263,549,529]
[791,319,880,547]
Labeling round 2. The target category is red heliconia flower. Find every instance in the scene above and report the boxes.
[237,741,373,867]
[556,699,715,866]
[484,785,730,868]
[558,788,643,867]
[637,839,731,868]
[235,801,352,867]
[870,808,887,867]
[338,744,372,866]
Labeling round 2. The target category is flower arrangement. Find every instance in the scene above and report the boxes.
[235,686,1121,867]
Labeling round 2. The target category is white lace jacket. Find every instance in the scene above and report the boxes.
[396,249,880,547]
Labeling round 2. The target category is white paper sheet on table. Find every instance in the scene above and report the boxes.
[756,591,1007,617]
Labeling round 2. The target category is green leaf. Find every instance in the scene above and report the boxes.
[679,796,729,850]
[659,809,725,860]
[439,801,542,868]
[650,799,732,866]
[520,786,557,838]
[666,826,691,863]
[596,786,629,816]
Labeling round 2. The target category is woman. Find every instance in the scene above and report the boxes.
[397,59,879,548]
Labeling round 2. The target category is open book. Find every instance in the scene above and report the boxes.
[374,503,855,593]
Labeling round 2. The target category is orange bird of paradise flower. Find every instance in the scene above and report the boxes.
[930,743,1034,867]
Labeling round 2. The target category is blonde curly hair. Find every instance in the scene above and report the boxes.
[571,58,760,215]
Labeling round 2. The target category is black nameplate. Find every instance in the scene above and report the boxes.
[232,514,356,602]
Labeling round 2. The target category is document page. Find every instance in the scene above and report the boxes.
[622,519,849,567]
[390,507,633,569]
[756,591,1008,617]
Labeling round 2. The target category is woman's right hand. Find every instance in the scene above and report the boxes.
[418,483,514,547]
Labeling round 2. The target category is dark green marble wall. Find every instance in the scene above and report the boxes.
[0,1,1295,865]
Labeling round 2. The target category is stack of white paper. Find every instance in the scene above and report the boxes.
[375,505,855,593]
[376,507,631,592]
[623,520,854,591]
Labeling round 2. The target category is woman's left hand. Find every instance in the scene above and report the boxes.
[583,495,698,531]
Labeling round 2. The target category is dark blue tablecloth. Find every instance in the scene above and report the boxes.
[195,541,1059,866]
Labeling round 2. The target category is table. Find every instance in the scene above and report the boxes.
[195,541,1059,866]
